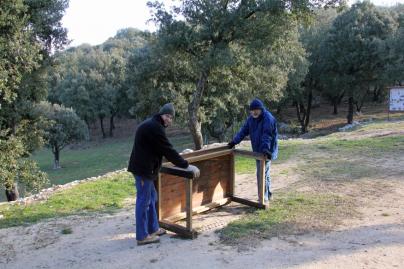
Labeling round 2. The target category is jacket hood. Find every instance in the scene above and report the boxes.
[249,98,265,111]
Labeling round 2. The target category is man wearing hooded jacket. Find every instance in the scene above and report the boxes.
[228,98,278,203]
[128,103,200,245]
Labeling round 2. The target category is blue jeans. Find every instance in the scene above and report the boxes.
[256,160,272,201]
[134,175,159,241]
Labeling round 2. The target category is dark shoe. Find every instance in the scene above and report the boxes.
[137,235,160,246]
[152,228,167,236]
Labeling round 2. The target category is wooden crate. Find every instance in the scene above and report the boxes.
[158,146,267,239]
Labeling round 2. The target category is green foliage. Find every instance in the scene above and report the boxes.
[0,132,48,199]
[387,6,404,84]
[300,8,340,110]
[130,0,343,148]
[37,102,89,168]
[0,172,135,228]
[0,0,68,200]
[320,2,397,122]
[47,29,150,137]
[0,0,41,102]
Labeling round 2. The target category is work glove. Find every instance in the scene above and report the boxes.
[186,165,200,178]
[227,141,236,149]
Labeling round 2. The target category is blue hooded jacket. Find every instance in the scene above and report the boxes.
[232,98,278,160]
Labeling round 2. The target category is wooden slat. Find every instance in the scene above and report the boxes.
[164,198,232,222]
[159,220,198,239]
[234,149,266,160]
[258,159,265,205]
[186,149,232,163]
[186,179,192,230]
[160,166,194,179]
[179,145,229,158]
[231,196,267,209]
[229,152,235,197]
[163,149,232,166]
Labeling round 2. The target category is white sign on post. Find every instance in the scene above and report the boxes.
[389,87,404,111]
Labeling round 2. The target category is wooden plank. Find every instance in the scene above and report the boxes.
[163,149,232,166]
[160,155,232,220]
[160,180,228,207]
[164,198,232,222]
[186,179,192,230]
[229,152,235,197]
[258,159,265,205]
[186,150,232,163]
[234,149,266,160]
[162,145,229,162]
[160,166,194,179]
[179,145,229,158]
[159,220,198,239]
[231,196,267,209]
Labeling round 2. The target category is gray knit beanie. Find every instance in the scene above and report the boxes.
[159,103,175,117]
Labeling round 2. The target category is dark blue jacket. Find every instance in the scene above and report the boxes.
[232,99,278,160]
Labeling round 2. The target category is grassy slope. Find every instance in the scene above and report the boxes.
[0,172,135,228]
[31,135,194,186]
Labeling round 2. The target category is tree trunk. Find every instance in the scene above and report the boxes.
[332,100,338,115]
[5,182,19,202]
[99,116,106,138]
[109,115,115,137]
[347,95,354,124]
[188,71,209,150]
[53,146,61,169]
[303,89,313,133]
[295,102,306,133]
[372,86,379,102]
[355,89,368,113]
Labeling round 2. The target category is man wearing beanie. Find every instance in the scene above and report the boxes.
[228,98,278,204]
[128,103,200,245]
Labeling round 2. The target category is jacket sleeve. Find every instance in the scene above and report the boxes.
[260,116,277,154]
[232,118,250,145]
[155,127,189,168]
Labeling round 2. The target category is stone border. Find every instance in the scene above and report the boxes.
[0,168,128,207]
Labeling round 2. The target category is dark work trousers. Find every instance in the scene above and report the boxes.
[134,175,159,241]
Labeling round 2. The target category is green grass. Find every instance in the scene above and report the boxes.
[0,134,193,202]
[31,135,193,186]
[319,136,404,154]
[220,192,353,245]
[32,138,134,186]
[0,172,135,228]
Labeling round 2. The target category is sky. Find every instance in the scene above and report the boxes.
[62,0,404,47]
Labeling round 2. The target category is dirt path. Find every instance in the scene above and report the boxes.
[1,171,403,269]
[1,123,404,269]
